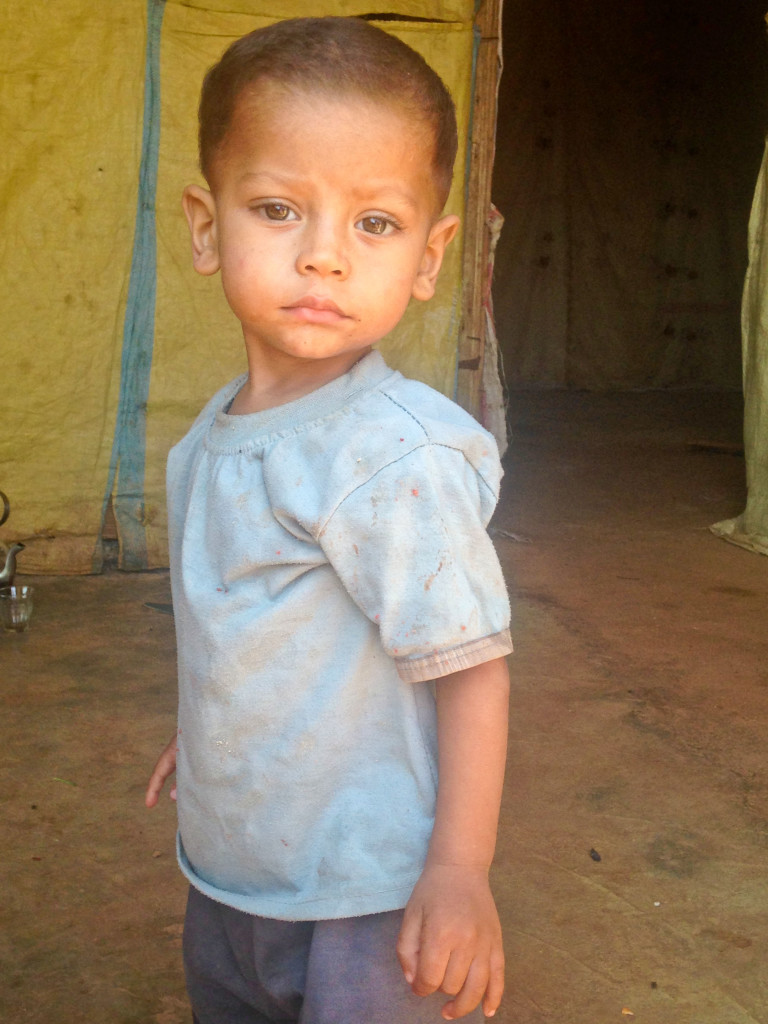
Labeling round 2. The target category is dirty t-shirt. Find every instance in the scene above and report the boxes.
[166,350,512,921]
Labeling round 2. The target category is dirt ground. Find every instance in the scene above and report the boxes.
[2,390,767,1024]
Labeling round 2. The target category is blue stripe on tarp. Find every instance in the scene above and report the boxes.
[97,0,166,571]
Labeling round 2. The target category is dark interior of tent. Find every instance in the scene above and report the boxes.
[492,0,768,391]
[3,4,768,1022]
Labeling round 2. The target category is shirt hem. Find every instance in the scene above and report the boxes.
[177,834,417,922]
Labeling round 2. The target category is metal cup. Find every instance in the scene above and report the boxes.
[0,585,34,632]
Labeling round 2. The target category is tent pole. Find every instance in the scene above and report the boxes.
[457,0,503,419]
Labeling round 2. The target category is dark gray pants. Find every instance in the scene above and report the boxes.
[184,885,486,1024]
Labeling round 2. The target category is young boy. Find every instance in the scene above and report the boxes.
[146,16,512,1024]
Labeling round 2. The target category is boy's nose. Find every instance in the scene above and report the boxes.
[296,223,350,280]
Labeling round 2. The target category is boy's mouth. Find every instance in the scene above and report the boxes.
[284,295,349,324]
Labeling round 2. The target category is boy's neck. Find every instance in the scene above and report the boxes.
[228,344,374,415]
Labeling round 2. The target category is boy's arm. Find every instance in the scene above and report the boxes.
[397,656,509,1021]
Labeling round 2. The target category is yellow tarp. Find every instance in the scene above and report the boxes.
[0,0,146,572]
[176,0,474,16]
[0,2,474,573]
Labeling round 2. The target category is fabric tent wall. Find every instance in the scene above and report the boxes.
[491,0,768,389]
[712,138,768,556]
[1,1,146,573]
[0,0,483,574]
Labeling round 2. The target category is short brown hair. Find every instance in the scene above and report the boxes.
[198,16,458,208]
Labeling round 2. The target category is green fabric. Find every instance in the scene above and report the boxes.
[711,139,768,556]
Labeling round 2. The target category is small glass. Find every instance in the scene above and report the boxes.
[0,585,34,632]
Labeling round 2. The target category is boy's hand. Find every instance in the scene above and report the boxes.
[145,733,179,808]
[397,862,504,1020]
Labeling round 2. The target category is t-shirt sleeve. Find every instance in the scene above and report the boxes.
[318,443,512,682]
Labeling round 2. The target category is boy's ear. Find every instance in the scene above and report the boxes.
[411,214,460,302]
[181,184,220,276]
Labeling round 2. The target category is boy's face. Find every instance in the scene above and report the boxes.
[183,82,458,379]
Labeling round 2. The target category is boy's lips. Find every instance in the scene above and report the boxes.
[284,295,349,324]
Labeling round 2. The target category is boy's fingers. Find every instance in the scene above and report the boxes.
[481,947,506,1018]
[413,959,448,998]
[439,946,474,997]
[440,956,489,1020]
[395,907,422,984]
[409,934,452,997]
[144,769,165,808]
[145,739,178,808]
[145,773,177,808]
[398,914,452,997]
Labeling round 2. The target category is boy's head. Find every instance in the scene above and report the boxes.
[197,16,458,211]
[183,17,462,381]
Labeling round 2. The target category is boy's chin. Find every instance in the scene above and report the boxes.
[265,341,376,368]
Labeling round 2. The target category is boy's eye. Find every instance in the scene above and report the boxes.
[357,215,396,236]
[258,202,296,222]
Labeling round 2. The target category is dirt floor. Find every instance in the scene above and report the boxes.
[2,390,767,1024]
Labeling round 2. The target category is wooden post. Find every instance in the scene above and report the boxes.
[456,0,503,418]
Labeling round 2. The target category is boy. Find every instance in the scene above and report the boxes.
[146,16,512,1024]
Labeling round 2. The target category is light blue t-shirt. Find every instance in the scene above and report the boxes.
[167,350,512,921]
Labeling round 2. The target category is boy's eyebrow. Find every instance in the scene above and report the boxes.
[359,185,420,211]
[238,171,421,209]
